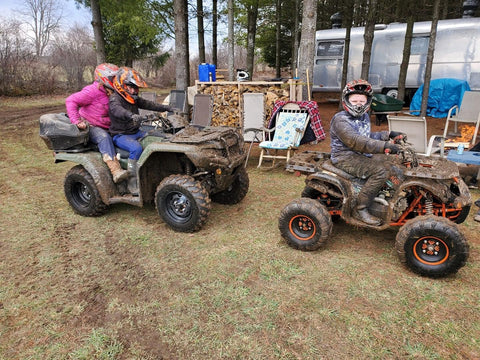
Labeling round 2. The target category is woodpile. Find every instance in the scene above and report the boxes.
[196,82,289,127]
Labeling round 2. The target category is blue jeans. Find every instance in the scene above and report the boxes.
[113,131,146,160]
[89,126,116,160]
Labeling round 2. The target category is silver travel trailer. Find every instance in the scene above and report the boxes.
[312,17,480,98]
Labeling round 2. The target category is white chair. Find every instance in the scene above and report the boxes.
[257,103,309,168]
[192,94,213,127]
[442,91,480,146]
[243,93,265,167]
[388,115,448,156]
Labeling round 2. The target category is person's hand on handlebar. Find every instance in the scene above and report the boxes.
[384,142,403,154]
[389,131,408,143]
[131,114,148,127]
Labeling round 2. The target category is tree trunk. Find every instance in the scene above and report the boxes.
[361,0,377,80]
[246,0,259,80]
[227,0,235,81]
[297,0,317,101]
[292,0,301,76]
[197,0,206,63]
[420,0,440,117]
[397,15,414,102]
[212,0,218,66]
[275,0,281,78]
[339,2,354,110]
[174,0,190,90]
[90,0,106,64]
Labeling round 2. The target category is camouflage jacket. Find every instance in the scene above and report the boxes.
[330,110,389,164]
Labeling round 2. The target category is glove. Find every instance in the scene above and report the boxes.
[384,142,402,154]
[389,131,407,142]
[131,114,147,127]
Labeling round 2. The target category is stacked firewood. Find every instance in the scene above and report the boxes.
[197,83,289,127]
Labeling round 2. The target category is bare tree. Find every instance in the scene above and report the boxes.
[197,0,206,63]
[0,19,35,95]
[291,0,301,77]
[50,24,96,90]
[275,0,281,78]
[420,0,441,117]
[360,0,378,79]
[174,0,190,89]
[227,0,235,81]
[90,0,106,64]
[297,0,317,100]
[212,0,218,66]
[246,0,259,79]
[17,0,62,57]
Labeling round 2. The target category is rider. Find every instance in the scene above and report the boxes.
[330,79,405,226]
[65,63,129,184]
[108,66,173,195]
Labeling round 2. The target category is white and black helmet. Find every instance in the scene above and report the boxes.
[342,79,373,117]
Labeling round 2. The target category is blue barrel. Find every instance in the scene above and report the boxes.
[198,63,209,82]
[208,64,216,81]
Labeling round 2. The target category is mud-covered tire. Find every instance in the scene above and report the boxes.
[395,215,469,278]
[64,165,108,217]
[211,167,249,205]
[452,205,470,224]
[278,198,332,251]
[155,175,211,232]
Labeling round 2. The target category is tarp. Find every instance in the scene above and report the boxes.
[409,78,471,118]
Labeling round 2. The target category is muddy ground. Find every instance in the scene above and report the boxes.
[1,96,479,359]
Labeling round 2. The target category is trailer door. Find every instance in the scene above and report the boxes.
[313,40,344,90]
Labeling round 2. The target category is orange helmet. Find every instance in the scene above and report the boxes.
[94,63,119,90]
[113,66,148,104]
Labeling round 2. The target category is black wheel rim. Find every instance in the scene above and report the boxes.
[72,181,92,207]
[413,236,449,265]
[289,215,316,241]
[165,191,192,224]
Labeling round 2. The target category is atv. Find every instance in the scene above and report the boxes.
[39,112,249,232]
[278,144,472,278]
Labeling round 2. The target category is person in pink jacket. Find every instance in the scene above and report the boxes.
[65,63,128,183]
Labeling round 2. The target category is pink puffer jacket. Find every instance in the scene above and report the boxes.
[65,82,111,129]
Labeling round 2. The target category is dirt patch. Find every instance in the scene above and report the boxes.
[1,95,479,359]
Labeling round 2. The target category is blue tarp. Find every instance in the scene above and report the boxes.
[409,78,471,118]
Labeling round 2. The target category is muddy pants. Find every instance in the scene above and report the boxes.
[335,153,391,208]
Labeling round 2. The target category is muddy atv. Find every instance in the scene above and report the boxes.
[39,113,249,232]
[278,146,472,278]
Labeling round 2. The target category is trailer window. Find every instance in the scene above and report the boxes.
[411,36,429,55]
[316,41,344,57]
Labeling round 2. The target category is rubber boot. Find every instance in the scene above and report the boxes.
[353,192,382,226]
[127,159,139,196]
[103,154,128,184]
[353,206,382,226]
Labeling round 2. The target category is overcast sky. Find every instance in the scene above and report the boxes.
[0,0,92,29]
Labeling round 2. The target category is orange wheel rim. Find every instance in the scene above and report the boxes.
[289,215,316,241]
[413,236,449,265]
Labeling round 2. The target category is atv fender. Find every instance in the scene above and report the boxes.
[55,151,117,204]
[305,172,349,200]
[398,178,472,207]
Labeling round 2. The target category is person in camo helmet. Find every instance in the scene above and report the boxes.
[65,63,128,184]
[329,79,407,226]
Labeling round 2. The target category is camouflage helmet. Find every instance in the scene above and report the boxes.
[342,79,373,117]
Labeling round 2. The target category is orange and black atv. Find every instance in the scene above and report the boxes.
[279,146,472,278]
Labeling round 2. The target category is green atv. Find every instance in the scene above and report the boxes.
[39,113,249,232]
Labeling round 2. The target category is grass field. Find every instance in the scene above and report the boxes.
[0,96,479,359]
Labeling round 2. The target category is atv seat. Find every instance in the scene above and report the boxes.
[322,160,356,180]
